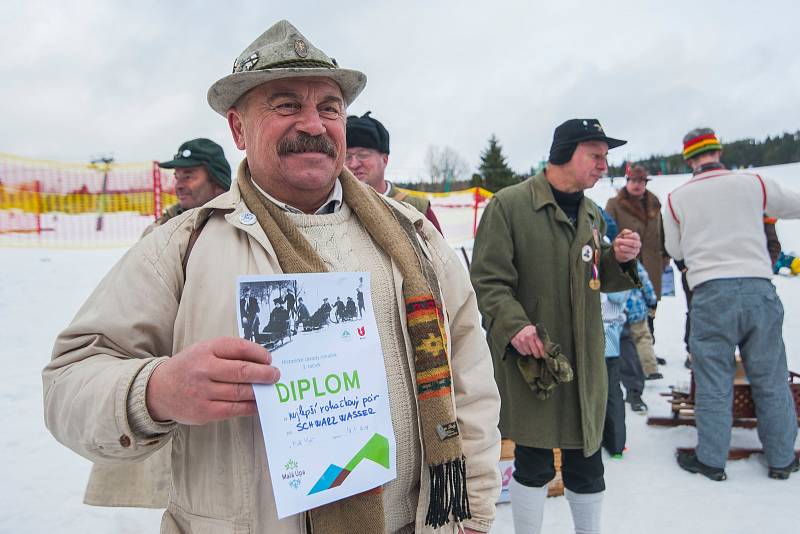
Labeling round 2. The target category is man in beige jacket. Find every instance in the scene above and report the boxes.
[43,20,500,534]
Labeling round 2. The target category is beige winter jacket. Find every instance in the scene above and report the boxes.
[43,176,501,533]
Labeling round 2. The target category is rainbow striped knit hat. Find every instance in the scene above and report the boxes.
[683,127,722,160]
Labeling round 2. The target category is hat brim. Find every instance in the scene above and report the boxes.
[207,67,367,116]
[576,134,627,150]
[158,158,207,169]
[603,136,627,149]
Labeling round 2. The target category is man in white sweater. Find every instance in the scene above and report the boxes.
[664,127,800,481]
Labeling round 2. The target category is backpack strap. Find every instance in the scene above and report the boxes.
[181,214,211,279]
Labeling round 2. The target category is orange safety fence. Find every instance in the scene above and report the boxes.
[0,153,175,247]
[0,151,492,248]
[397,186,493,246]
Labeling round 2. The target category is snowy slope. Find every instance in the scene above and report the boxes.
[2,163,799,533]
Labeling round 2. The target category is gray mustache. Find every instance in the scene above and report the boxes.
[277,133,337,158]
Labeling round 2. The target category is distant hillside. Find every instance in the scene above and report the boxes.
[610,130,800,176]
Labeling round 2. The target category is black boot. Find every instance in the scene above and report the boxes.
[677,451,727,481]
[626,392,648,413]
[768,455,800,480]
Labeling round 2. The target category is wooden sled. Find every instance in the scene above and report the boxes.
[648,367,800,460]
[648,370,800,428]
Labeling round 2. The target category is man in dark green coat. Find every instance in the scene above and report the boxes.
[471,119,640,534]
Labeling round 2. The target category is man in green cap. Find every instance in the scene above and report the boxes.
[144,138,231,234]
[471,119,641,534]
[44,19,500,534]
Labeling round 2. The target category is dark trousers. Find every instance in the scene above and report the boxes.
[619,324,645,396]
[242,320,254,341]
[603,357,626,454]
[682,270,694,353]
[513,445,605,494]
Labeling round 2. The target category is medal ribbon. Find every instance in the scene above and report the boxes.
[590,226,601,289]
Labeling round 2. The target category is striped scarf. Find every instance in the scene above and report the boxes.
[237,163,469,533]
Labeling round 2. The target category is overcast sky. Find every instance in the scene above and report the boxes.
[2,1,799,181]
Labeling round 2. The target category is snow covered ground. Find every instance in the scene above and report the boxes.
[2,164,799,533]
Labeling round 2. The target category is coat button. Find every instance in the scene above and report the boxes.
[119,434,132,448]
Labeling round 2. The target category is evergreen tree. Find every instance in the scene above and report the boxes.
[479,134,517,192]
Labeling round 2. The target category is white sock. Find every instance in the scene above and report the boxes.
[509,477,548,534]
[565,489,604,534]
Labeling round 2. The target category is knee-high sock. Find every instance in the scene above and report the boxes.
[509,477,547,534]
[565,489,603,534]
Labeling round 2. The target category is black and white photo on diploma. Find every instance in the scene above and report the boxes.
[238,276,367,353]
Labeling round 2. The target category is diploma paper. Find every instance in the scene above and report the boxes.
[238,272,397,518]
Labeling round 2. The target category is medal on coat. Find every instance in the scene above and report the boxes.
[589,267,601,290]
[589,226,601,290]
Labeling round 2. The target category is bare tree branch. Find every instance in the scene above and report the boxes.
[425,145,469,184]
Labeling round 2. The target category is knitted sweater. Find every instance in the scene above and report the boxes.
[287,203,420,534]
[664,168,800,290]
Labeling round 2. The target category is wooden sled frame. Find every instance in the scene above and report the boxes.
[648,371,800,460]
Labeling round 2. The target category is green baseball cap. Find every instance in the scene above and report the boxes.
[158,138,232,191]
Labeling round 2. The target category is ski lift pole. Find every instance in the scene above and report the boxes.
[34,179,42,237]
[472,187,480,238]
[152,161,162,222]
[91,156,114,232]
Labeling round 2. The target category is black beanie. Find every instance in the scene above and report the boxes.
[346,111,390,154]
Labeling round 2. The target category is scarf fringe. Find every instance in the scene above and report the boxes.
[425,456,471,528]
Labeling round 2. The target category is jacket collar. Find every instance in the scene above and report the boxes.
[530,171,557,212]
[529,170,597,228]
[196,160,274,259]
[692,161,726,176]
